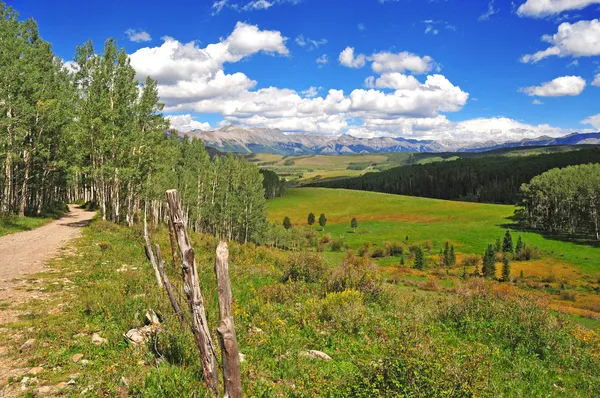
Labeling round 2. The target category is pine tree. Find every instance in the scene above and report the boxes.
[283,216,292,230]
[515,235,524,254]
[307,212,315,227]
[351,217,358,232]
[482,244,496,279]
[502,230,513,253]
[501,256,511,282]
[319,213,327,231]
[449,245,456,266]
[414,246,425,270]
[494,237,502,253]
[443,241,450,266]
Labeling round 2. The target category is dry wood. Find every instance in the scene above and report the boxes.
[143,207,163,288]
[154,244,186,326]
[166,189,220,395]
[167,211,181,270]
[215,241,242,398]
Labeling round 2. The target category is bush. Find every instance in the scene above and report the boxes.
[281,252,327,283]
[515,245,541,261]
[319,234,331,244]
[384,241,404,257]
[461,254,480,267]
[559,291,577,302]
[330,238,344,252]
[308,289,366,332]
[357,242,371,257]
[283,159,295,166]
[370,246,385,258]
[328,253,384,303]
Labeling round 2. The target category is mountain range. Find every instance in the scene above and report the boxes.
[182,126,600,155]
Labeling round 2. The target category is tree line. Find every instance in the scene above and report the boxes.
[0,3,267,243]
[519,163,600,241]
[310,148,600,204]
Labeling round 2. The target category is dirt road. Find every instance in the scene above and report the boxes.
[0,205,95,299]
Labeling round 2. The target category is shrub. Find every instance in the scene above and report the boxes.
[316,243,325,252]
[283,159,295,166]
[358,242,371,257]
[461,254,480,267]
[328,253,384,303]
[99,240,113,251]
[281,252,327,283]
[384,241,404,257]
[515,245,541,261]
[319,234,331,244]
[559,291,577,302]
[330,238,344,252]
[370,246,385,258]
[312,289,366,332]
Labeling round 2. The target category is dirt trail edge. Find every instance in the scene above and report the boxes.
[0,205,95,300]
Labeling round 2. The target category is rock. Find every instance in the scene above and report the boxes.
[145,309,161,325]
[35,386,52,396]
[28,367,43,375]
[71,353,84,363]
[80,359,90,366]
[55,381,69,391]
[91,333,107,345]
[248,326,263,335]
[124,325,158,346]
[238,352,246,363]
[19,338,36,352]
[300,350,332,361]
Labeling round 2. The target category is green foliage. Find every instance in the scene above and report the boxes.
[282,216,292,230]
[281,251,327,283]
[414,246,425,269]
[351,217,358,231]
[319,213,327,229]
[307,212,315,226]
[515,244,542,261]
[501,256,511,282]
[313,149,600,204]
[482,244,496,278]
[283,159,295,166]
[519,163,600,240]
[515,234,524,253]
[260,169,285,199]
[330,237,345,252]
[384,241,404,257]
[503,229,514,252]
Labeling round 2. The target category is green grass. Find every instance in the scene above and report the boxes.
[267,188,600,273]
[5,219,600,396]
[0,216,54,237]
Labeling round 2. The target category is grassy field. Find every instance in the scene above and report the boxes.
[267,188,600,273]
[4,219,600,396]
[0,216,53,237]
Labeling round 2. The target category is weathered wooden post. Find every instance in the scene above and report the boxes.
[166,189,220,395]
[154,244,186,326]
[215,242,242,398]
[167,212,181,270]
[143,207,163,288]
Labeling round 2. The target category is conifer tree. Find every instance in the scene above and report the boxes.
[515,235,524,254]
[482,244,496,279]
[449,245,456,266]
[319,213,327,231]
[502,230,513,253]
[501,256,511,282]
[283,216,292,230]
[307,212,315,227]
[414,246,425,270]
[351,217,358,232]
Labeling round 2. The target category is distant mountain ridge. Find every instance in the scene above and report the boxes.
[182,126,600,155]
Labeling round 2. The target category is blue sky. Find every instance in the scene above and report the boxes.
[9,0,600,141]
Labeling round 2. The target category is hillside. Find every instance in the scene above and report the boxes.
[183,126,600,155]
[310,147,600,203]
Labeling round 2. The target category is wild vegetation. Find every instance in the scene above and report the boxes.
[0,3,267,243]
[310,148,600,204]
[519,163,600,240]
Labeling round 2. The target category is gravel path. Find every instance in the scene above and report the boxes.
[0,205,95,300]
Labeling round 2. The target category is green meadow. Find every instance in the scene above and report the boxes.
[267,188,600,273]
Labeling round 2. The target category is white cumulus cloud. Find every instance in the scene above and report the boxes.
[593,73,600,87]
[125,29,152,43]
[521,19,600,63]
[582,113,600,129]
[520,75,586,97]
[166,115,212,132]
[517,0,600,18]
[338,47,367,68]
